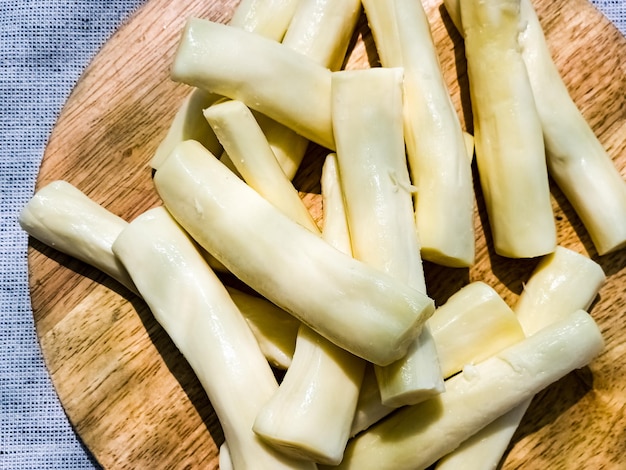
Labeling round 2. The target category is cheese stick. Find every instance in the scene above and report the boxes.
[461,0,556,258]
[172,18,334,150]
[154,140,435,366]
[329,310,604,470]
[112,207,315,470]
[19,180,135,292]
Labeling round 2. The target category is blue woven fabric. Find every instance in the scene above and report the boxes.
[595,0,626,30]
[0,1,624,468]
[1,2,145,468]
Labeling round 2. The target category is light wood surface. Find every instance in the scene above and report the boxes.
[28,0,626,468]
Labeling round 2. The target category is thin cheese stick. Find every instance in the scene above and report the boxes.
[229,0,300,41]
[19,180,135,292]
[150,88,223,170]
[226,287,300,370]
[203,99,320,233]
[282,0,362,72]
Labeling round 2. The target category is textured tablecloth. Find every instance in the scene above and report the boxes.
[0,1,624,468]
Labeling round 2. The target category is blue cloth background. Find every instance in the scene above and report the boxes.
[0,1,624,468]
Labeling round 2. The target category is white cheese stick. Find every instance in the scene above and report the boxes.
[461,0,556,258]
[515,246,606,335]
[156,0,300,173]
[329,309,604,470]
[154,140,435,366]
[445,0,626,255]
[233,0,361,179]
[350,365,395,437]
[251,0,362,178]
[361,0,475,267]
[434,403,529,470]
[19,180,135,292]
[254,324,365,465]
[171,18,335,150]
[332,68,426,293]
[374,317,443,406]
[320,153,352,253]
[253,154,365,465]
[242,109,310,182]
[111,207,316,470]
[203,99,319,233]
[219,443,234,470]
[436,247,606,469]
[332,67,443,406]
[216,0,306,179]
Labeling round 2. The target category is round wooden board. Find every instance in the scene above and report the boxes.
[27,0,626,468]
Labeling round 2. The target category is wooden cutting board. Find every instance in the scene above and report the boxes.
[27,0,626,468]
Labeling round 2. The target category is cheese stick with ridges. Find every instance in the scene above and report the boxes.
[154,140,435,366]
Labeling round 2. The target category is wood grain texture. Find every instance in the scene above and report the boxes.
[27,0,626,468]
